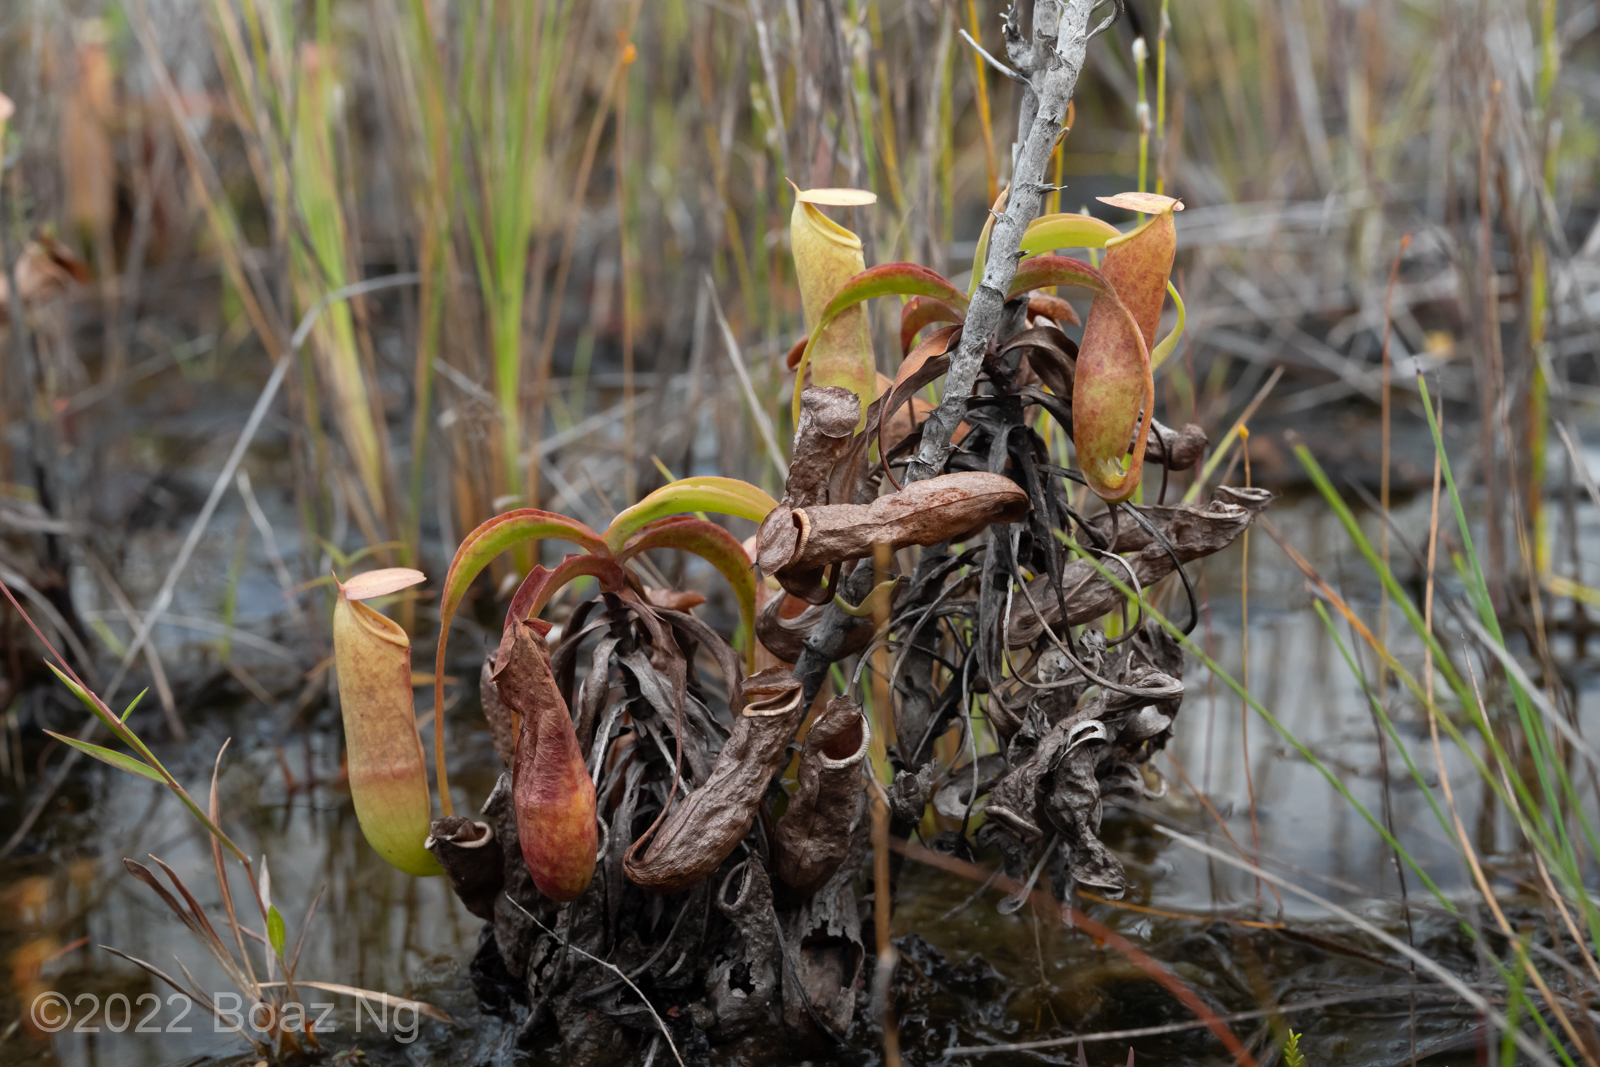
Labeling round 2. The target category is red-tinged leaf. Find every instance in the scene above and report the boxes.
[618,517,760,669]
[603,477,779,553]
[815,263,970,326]
[1019,212,1122,256]
[1027,293,1081,328]
[1004,260,1162,492]
[433,510,607,754]
[1074,287,1155,503]
[878,325,961,489]
[900,295,965,354]
[507,554,631,625]
[785,334,808,370]
[792,263,969,427]
[1100,209,1177,351]
[1005,255,1116,301]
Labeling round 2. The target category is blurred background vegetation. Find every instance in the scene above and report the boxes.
[3,0,1593,584]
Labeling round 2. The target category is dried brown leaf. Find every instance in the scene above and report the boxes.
[1026,293,1081,328]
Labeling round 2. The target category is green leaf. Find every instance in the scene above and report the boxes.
[121,688,149,723]
[1149,281,1186,371]
[267,905,286,958]
[44,731,163,782]
[603,477,778,554]
[834,577,900,618]
[439,510,604,624]
[1284,1031,1305,1067]
[1019,212,1122,256]
[792,263,969,427]
[617,517,760,669]
[968,185,1009,296]
[46,663,118,732]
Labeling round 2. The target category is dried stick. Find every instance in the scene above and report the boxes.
[792,1,1107,704]
[907,0,1100,483]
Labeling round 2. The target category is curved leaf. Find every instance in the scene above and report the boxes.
[433,510,606,756]
[834,577,901,618]
[792,263,969,427]
[1149,281,1186,371]
[1019,212,1122,256]
[618,516,760,669]
[507,554,631,624]
[603,476,779,553]
[1005,254,1116,301]
[900,295,965,354]
[878,325,961,488]
[968,184,1009,297]
[1026,293,1081,328]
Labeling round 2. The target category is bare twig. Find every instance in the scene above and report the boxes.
[959,29,1029,86]
[908,0,1096,482]
[1554,422,1600,516]
[235,471,305,626]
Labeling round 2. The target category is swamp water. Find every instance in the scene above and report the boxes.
[2,441,1597,1067]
